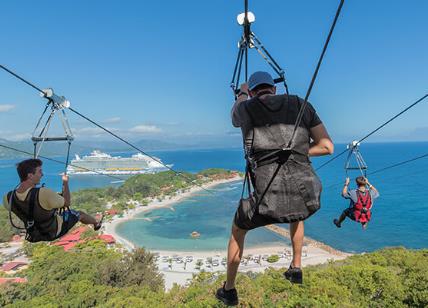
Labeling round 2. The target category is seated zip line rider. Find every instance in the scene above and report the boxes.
[216,71,334,306]
[2,159,103,243]
[334,176,379,230]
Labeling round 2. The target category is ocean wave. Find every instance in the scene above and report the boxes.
[0,164,13,169]
[213,186,238,192]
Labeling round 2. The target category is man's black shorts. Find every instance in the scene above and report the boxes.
[57,209,80,238]
[344,208,356,221]
[233,197,274,230]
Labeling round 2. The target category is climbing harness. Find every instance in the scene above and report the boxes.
[344,141,368,177]
[7,188,58,242]
[7,185,26,233]
[230,0,289,97]
[352,190,372,224]
[32,88,74,174]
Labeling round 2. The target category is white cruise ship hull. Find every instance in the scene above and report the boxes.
[66,151,171,175]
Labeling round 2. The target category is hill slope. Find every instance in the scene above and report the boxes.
[1,246,427,307]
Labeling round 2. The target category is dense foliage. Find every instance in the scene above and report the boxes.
[72,169,235,216]
[0,247,427,307]
[0,240,164,307]
[0,206,18,242]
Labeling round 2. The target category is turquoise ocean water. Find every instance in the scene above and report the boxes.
[1,142,427,253]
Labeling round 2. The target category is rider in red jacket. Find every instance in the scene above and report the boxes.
[334,176,379,229]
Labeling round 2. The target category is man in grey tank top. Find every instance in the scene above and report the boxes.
[216,71,334,306]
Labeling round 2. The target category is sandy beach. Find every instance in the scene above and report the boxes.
[103,176,243,251]
[102,176,351,290]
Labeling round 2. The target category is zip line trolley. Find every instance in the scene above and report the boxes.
[230,0,289,97]
[345,140,368,177]
[32,88,74,173]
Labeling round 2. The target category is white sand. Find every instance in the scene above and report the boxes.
[102,176,351,290]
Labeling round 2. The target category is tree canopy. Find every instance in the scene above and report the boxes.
[0,246,427,307]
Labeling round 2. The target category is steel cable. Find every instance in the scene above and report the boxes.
[324,151,428,190]
[0,65,228,197]
[316,93,428,171]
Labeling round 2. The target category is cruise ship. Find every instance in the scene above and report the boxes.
[67,150,171,175]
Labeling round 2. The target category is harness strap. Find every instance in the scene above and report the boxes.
[357,190,371,208]
[8,188,56,235]
[8,191,26,230]
[64,141,72,174]
[240,164,252,199]
[355,190,372,222]
[240,95,294,207]
[254,160,283,208]
[27,188,38,230]
[242,149,292,208]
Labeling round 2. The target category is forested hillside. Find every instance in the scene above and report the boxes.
[0,246,426,307]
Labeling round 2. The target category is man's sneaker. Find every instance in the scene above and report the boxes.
[333,219,341,228]
[94,215,104,231]
[216,283,238,306]
[284,266,303,284]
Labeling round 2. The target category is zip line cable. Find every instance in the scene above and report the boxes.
[287,0,345,148]
[368,152,428,176]
[358,94,428,144]
[238,0,346,167]
[64,108,220,195]
[0,143,126,181]
[2,0,346,198]
[0,65,45,94]
[0,65,225,197]
[67,107,176,174]
[324,151,428,190]
[316,93,428,171]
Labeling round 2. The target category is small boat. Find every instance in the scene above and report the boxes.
[190,231,200,238]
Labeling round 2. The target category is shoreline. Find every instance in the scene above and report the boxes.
[103,176,243,251]
[103,176,349,257]
[102,176,351,289]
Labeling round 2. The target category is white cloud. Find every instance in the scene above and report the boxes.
[183,132,215,136]
[0,104,15,112]
[6,133,31,141]
[72,126,119,139]
[226,130,242,136]
[104,117,121,124]
[74,127,104,134]
[129,125,161,134]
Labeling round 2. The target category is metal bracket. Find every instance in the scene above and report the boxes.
[32,88,74,171]
[345,140,368,176]
[230,1,289,97]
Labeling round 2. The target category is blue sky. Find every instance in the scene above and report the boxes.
[1,0,427,147]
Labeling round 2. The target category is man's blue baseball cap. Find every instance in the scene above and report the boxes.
[248,71,275,90]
